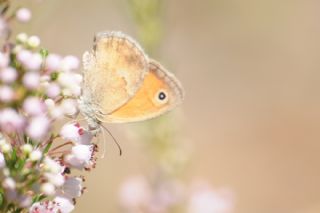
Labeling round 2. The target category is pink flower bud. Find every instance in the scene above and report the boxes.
[0,67,17,83]
[61,55,79,71]
[0,85,14,103]
[23,72,40,89]
[24,53,42,70]
[17,49,32,64]
[26,115,50,142]
[46,83,61,98]
[23,97,47,116]
[60,99,78,116]
[0,108,25,133]
[46,54,61,71]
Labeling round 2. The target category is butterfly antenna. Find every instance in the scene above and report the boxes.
[101,124,122,156]
[99,126,107,158]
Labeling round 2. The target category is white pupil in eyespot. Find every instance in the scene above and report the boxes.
[158,92,166,100]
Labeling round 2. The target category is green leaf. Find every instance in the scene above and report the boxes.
[43,141,53,154]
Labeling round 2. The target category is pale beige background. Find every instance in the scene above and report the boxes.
[19,0,320,212]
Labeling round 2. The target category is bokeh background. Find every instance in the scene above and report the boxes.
[18,0,320,212]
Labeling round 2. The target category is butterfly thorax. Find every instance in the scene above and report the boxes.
[78,96,101,135]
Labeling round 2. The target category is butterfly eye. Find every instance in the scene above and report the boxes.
[154,90,169,106]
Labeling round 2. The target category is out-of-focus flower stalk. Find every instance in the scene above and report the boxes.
[119,1,235,212]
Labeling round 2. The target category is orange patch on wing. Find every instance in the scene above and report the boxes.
[109,70,168,119]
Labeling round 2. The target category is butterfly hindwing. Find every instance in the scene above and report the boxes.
[98,59,184,123]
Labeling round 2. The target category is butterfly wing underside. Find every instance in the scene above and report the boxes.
[83,31,149,115]
[96,59,185,123]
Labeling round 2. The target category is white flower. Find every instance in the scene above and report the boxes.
[29,196,74,213]
[27,36,40,48]
[1,143,12,153]
[3,177,16,190]
[23,97,47,116]
[0,152,5,168]
[16,8,31,23]
[41,182,55,196]
[43,157,63,174]
[60,123,93,145]
[57,72,74,87]
[29,150,42,161]
[60,123,78,140]
[60,55,79,71]
[45,173,65,187]
[58,177,83,199]
[53,196,75,213]
[26,116,50,141]
[0,67,18,83]
[16,33,28,43]
[64,145,93,169]
[21,144,33,154]
[60,99,78,116]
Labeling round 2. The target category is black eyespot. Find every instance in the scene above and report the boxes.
[158,91,166,100]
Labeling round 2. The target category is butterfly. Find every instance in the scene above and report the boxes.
[79,31,184,135]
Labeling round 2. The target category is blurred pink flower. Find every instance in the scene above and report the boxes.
[26,116,50,141]
[23,72,40,89]
[119,176,151,209]
[17,49,32,64]
[0,52,9,68]
[16,8,31,23]
[46,83,61,98]
[24,53,42,70]
[60,55,80,71]
[0,85,14,102]
[0,108,25,133]
[187,182,234,213]
[23,97,47,116]
[46,54,62,71]
[0,67,17,83]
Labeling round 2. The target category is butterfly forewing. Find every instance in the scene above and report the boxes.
[84,31,149,115]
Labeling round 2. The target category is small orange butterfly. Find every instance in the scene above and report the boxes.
[79,31,184,134]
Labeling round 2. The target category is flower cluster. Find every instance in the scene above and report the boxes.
[0,1,98,212]
[119,176,234,213]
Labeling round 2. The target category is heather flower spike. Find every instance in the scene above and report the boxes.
[0,1,97,212]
